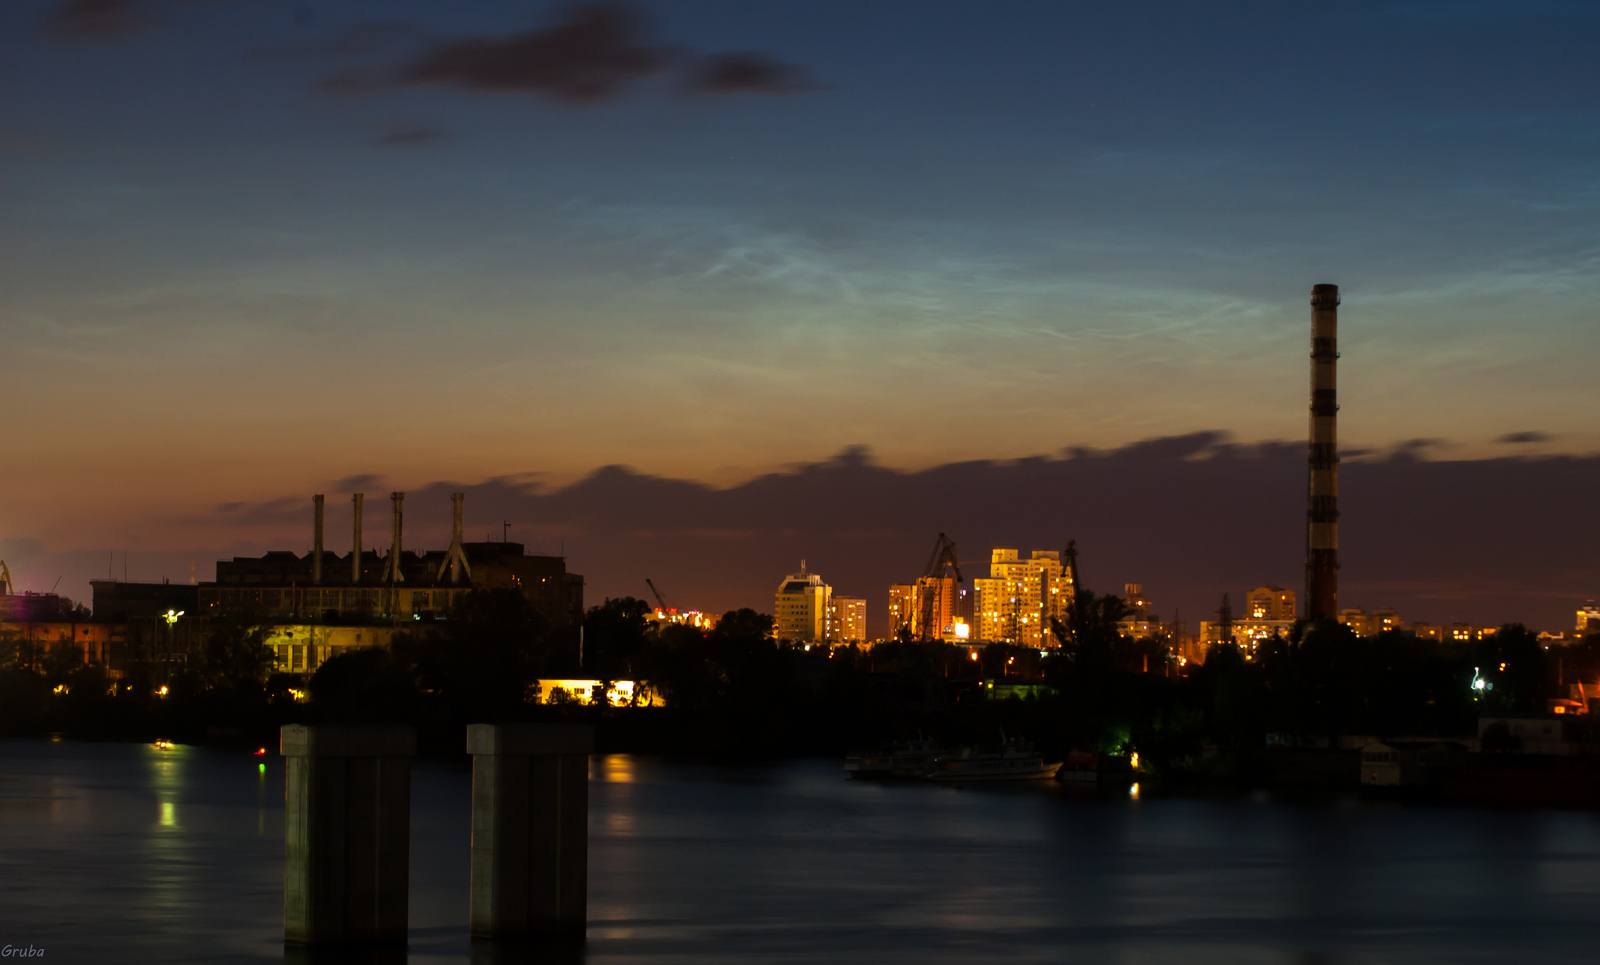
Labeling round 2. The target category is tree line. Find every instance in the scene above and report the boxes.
[3,587,1594,779]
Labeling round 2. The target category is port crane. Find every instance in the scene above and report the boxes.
[917,533,963,641]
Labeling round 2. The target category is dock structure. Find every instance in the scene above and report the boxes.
[281,724,416,946]
[467,723,594,941]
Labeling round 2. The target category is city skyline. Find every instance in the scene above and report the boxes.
[9,434,1597,639]
[5,1,1600,633]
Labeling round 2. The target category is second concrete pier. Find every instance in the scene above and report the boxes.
[282,723,416,946]
[467,723,593,940]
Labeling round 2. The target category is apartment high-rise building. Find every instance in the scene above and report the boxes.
[833,596,866,644]
[888,583,916,639]
[775,563,833,644]
[1118,582,1161,638]
[973,549,1071,646]
[1247,586,1297,621]
[887,577,959,641]
[1579,600,1600,634]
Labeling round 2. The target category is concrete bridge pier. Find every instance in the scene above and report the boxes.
[281,724,417,948]
[467,723,594,942]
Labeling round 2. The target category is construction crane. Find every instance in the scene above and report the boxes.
[0,560,11,596]
[1062,539,1080,592]
[645,578,671,612]
[917,533,963,641]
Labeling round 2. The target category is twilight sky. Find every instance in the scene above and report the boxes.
[4,1,1598,628]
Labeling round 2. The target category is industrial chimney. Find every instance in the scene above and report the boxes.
[1306,284,1340,622]
[352,493,364,584]
[441,492,472,584]
[383,492,406,584]
[312,494,325,585]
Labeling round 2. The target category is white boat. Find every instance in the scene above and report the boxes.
[926,740,1062,782]
[845,739,944,778]
[1058,749,1133,785]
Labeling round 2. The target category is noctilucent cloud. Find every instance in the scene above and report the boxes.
[4,0,1598,590]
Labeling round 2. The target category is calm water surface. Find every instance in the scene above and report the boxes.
[2,739,1599,963]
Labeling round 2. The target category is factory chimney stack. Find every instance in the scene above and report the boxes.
[1306,284,1340,622]
[312,494,324,585]
[383,492,406,584]
[352,493,364,584]
[441,492,472,584]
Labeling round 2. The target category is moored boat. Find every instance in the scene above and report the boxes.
[845,739,945,778]
[1058,749,1133,785]
[926,740,1062,782]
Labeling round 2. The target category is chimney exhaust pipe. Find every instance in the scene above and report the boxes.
[442,492,472,584]
[1306,283,1340,622]
[312,494,325,585]
[383,492,406,584]
[352,493,364,584]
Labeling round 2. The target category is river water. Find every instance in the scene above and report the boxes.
[2,740,1598,963]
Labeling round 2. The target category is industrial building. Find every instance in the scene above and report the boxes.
[197,492,583,632]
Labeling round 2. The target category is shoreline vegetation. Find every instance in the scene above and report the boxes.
[4,588,1597,801]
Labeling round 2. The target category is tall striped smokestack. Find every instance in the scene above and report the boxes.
[312,494,324,585]
[1306,284,1340,621]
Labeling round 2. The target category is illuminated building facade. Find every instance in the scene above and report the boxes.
[1198,617,1295,657]
[262,624,399,674]
[1247,585,1297,621]
[833,596,867,643]
[888,583,916,638]
[888,579,957,640]
[774,563,833,643]
[648,608,716,630]
[1118,582,1161,638]
[1579,600,1600,634]
[917,575,956,638]
[973,549,1069,646]
[1337,607,1403,637]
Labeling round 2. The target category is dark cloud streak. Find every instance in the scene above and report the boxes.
[399,3,669,104]
[684,52,816,95]
[314,3,819,107]
[39,0,155,43]
[376,125,447,149]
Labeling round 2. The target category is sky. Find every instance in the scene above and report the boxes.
[3,1,1598,629]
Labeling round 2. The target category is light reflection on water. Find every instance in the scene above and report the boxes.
[2,740,1600,963]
